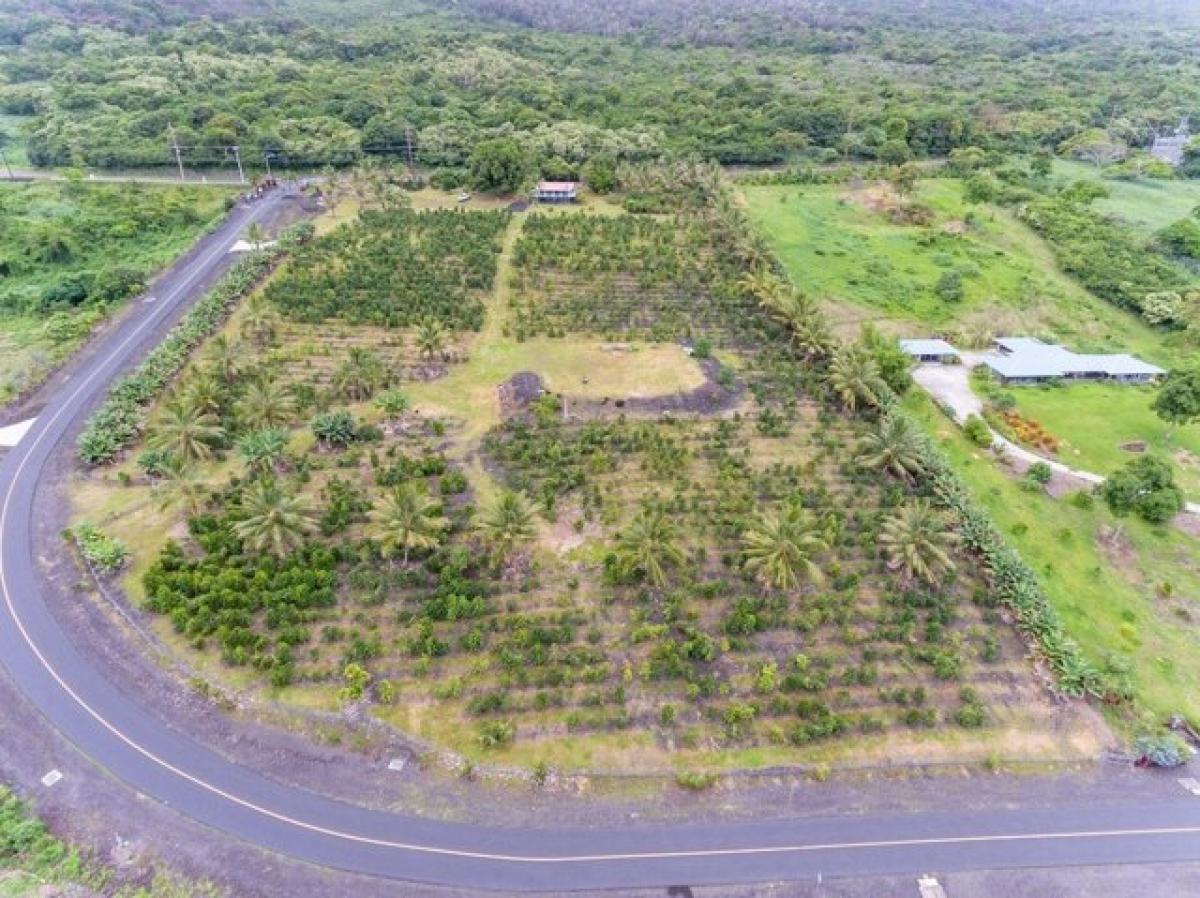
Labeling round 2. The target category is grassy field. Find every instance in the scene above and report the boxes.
[1009,383,1200,499]
[0,181,232,405]
[905,389,1200,728]
[740,179,1185,367]
[1053,160,1200,235]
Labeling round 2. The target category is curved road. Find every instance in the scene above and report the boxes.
[1,196,1200,891]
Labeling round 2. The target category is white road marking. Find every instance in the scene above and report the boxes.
[387,757,407,772]
[0,418,36,448]
[918,874,947,898]
[142,295,158,304]
[1179,778,1200,796]
[41,769,63,787]
[4,203,1200,867]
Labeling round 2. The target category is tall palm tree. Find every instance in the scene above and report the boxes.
[416,318,447,362]
[879,500,960,585]
[741,502,828,591]
[369,483,449,564]
[155,455,208,518]
[236,377,296,429]
[858,414,924,481]
[738,266,787,311]
[233,479,318,557]
[149,397,225,464]
[615,508,686,589]
[476,490,537,563]
[333,347,386,402]
[828,346,884,412]
[203,335,244,384]
[239,296,281,347]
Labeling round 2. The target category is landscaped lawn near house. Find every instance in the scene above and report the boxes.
[905,389,1200,730]
[1009,382,1200,499]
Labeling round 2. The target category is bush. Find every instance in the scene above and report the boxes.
[1101,455,1184,523]
[675,771,718,791]
[1026,461,1053,485]
[963,414,992,447]
[312,410,359,448]
[1135,733,1190,768]
[71,522,129,572]
[477,719,516,749]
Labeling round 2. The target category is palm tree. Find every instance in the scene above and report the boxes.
[738,266,787,311]
[237,428,288,477]
[741,502,828,591]
[239,296,281,347]
[203,335,243,384]
[245,222,266,251]
[236,377,296,429]
[369,483,449,564]
[180,371,225,416]
[615,508,686,589]
[828,346,884,412]
[416,318,446,362]
[879,500,960,585]
[476,490,537,563]
[155,456,208,518]
[149,397,225,464]
[333,347,386,402]
[233,479,318,557]
[858,414,924,481]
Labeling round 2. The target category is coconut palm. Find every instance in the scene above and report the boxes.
[741,502,828,591]
[333,347,386,402]
[236,377,296,429]
[828,346,884,412]
[149,397,225,464]
[180,371,225,416]
[370,483,449,564]
[858,414,925,481]
[615,507,686,589]
[239,296,281,347]
[233,479,318,557]
[203,335,244,384]
[476,490,537,562]
[155,455,208,518]
[416,318,447,362]
[879,500,960,585]
[738,267,788,311]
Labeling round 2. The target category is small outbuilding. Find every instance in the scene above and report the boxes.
[899,338,959,364]
[533,181,578,203]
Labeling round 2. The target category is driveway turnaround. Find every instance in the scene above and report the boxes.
[2,206,1200,891]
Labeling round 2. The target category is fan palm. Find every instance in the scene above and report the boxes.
[416,318,447,362]
[370,484,449,564]
[615,508,686,589]
[155,455,208,518]
[879,500,960,585]
[149,397,225,464]
[476,490,537,562]
[232,479,318,557]
[858,414,924,481]
[236,377,296,429]
[741,503,828,591]
[828,346,884,412]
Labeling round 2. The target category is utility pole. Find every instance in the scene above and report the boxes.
[232,145,245,184]
[0,150,12,181]
[169,126,185,181]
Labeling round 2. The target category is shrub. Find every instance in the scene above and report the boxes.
[70,522,129,572]
[1101,455,1184,523]
[963,414,992,447]
[675,771,718,791]
[1026,461,1053,485]
[477,719,516,749]
[1135,734,1190,768]
[312,410,358,448]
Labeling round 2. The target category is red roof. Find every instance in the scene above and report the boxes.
[536,181,578,191]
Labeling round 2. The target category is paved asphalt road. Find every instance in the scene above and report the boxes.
[1,195,1200,892]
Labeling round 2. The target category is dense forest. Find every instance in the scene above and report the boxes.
[1,0,1199,170]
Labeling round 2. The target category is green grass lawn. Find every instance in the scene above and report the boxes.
[1010,382,1200,499]
[740,180,1185,367]
[905,389,1200,729]
[1053,160,1200,236]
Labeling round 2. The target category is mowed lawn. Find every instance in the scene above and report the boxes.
[1012,383,1200,499]
[905,390,1200,728]
[1053,160,1200,236]
[740,180,1180,366]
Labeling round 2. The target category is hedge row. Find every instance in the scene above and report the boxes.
[76,222,311,465]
